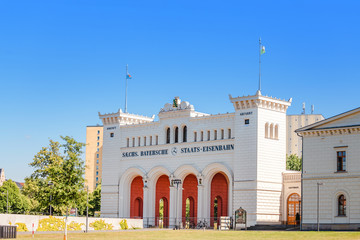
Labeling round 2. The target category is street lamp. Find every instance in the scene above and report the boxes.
[86,186,89,233]
[172,179,182,229]
[317,182,323,232]
[48,181,53,216]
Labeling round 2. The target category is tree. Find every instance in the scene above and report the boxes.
[89,183,101,217]
[0,180,30,214]
[23,136,86,215]
[286,154,302,171]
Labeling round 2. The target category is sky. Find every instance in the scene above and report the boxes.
[0,1,359,182]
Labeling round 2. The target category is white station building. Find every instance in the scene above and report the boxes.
[99,91,301,228]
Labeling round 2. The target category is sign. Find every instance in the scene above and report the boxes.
[240,112,253,116]
[106,127,116,130]
[235,207,247,230]
[122,144,234,158]
[69,208,78,217]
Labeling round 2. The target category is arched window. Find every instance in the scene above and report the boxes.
[194,132,197,142]
[201,131,204,141]
[338,195,346,216]
[214,130,217,140]
[221,129,224,139]
[166,128,170,144]
[175,127,179,143]
[183,126,187,142]
[270,123,274,139]
[275,124,279,139]
[265,123,269,138]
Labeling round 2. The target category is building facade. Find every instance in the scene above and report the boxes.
[286,114,324,156]
[85,126,103,192]
[296,107,360,230]
[98,92,302,228]
[0,168,5,187]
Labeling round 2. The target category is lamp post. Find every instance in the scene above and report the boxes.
[86,186,89,233]
[172,179,182,229]
[48,181,53,216]
[317,182,323,232]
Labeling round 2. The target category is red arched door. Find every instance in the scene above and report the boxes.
[155,175,170,227]
[130,176,143,218]
[287,193,300,225]
[210,172,228,227]
[182,174,198,227]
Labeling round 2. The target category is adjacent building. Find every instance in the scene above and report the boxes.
[296,107,360,230]
[286,114,324,156]
[85,125,103,192]
[0,168,5,187]
[97,92,302,228]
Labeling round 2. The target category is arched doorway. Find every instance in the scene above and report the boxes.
[155,175,170,227]
[130,176,143,218]
[182,174,198,227]
[210,172,228,227]
[287,193,300,225]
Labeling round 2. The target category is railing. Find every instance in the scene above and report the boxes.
[0,226,17,239]
[283,172,301,182]
[142,217,234,229]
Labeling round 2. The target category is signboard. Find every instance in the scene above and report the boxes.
[234,207,247,230]
[69,208,78,217]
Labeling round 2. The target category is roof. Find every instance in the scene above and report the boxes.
[296,107,360,133]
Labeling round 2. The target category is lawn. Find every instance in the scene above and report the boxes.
[16,229,360,240]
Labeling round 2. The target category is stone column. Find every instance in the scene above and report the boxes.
[169,185,177,228]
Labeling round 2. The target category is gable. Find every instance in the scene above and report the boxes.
[312,111,360,130]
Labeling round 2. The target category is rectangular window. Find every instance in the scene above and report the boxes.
[96,159,99,164]
[97,130,100,135]
[110,132,114,138]
[97,136,100,141]
[221,129,224,139]
[245,119,250,125]
[96,154,99,158]
[96,177,98,182]
[228,129,232,139]
[97,142,100,147]
[127,138,129,147]
[156,135,159,145]
[214,130,218,140]
[207,131,210,141]
[337,151,346,171]
[96,171,98,176]
[144,136,147,146]
[201,131,204,141]
[138,137,141,146]
[194,132,197,142]
[150,136,153,146]
[97,148,99,152]
[96,165,99,170]
[132,137,135,147]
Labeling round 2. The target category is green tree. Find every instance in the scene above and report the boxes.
[23,136,86,215]
[0,180,30,213]
[89,183,101,217]
[286,154,302,171]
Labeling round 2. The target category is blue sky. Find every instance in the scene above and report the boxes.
[1,1,359,182]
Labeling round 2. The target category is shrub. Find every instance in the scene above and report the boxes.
[15,223,28,232]
[37,216,65,231]
[68,221,84,231]
[119,219,128,230]
[89,219,113,230]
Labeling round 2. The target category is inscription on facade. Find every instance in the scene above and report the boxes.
[240,112,253,116]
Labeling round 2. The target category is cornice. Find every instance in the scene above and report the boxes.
[298,126,360,137]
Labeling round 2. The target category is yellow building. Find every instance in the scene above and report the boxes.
[286,114,324,156]
[85,125,103,192]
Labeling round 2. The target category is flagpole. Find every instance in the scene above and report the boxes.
[125,64,128,113]
[259,37,261,92]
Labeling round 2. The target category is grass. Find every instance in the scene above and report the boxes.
[16,229,360,240]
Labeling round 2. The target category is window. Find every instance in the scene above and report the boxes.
[96,154,99,158]
[97,148,99,152]
[245,119,250,124]
[207,131,210,141]
[214,130,217,140]
[97,142,100,147]
[338,195,346,216]
[96,171,98,176]
[166,128,170,144]
[96,177,98,182]
[97,136,100,141]
[275,124,279,139]
[138,137,141,146]
[96,165,99,170]
[337,151,346,171]
[110,132,114,138]
[156,135,159,145]
[183,126,187,142]
[150,136,152,146]
[201,131,204,141]
[96,183,98,188]
[265,123,269,138]
[228,129,231,139]
[127,138,129,147]
[175,127,179,143]
[132,137,135,147]
[144,136,147,146]
[194,132,197,142]
[96,159,99,164]
[270,123,274,139]
[97,130,100,135]
[221,129,224,140]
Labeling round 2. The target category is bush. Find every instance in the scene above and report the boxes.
[89,219,113,230]
[37,216,65,231]
[119,219,128,230]
[68,221,84,231]
[15,223,28,232]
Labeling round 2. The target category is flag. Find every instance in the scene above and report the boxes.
[126,73,132,79]
[260,46,265,55]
